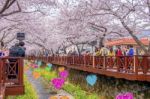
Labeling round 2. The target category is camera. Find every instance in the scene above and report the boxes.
[17,33,25,41]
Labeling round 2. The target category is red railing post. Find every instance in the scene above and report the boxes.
[103,56,106,69]
[124,56,127,72]
[0,59,3,84]
[134,55,138,75]
[73,56,75,65]
[84,55,86,67]
[93,56,95,68]
[18,58,24,85]
[116,56,120,72]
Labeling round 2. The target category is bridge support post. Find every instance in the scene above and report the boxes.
[0,59,3,84]
[84,55,86,67]
[103,56,106,70]
[18,58,24,85]
[93,56,95,68]
[73,56,75,65]
[134,55,138,75]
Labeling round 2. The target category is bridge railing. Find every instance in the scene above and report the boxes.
[27,55,150,75]
[0,57,24,86]
[0,57,24,97]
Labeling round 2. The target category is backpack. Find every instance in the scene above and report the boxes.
[17,47,25,57]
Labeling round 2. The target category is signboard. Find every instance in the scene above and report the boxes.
[17,33,25,41]
[90,41,97,46]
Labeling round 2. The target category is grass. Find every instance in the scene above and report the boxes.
[8,75,38,99]
[63,83,99,99]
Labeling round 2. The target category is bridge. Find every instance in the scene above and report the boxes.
[0,57,24,99]
[0,55,149,98]
[27,55,150,82]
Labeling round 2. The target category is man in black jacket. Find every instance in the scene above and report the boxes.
[8,42,25,79]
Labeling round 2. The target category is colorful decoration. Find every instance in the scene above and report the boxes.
[47,63,52,68]
[49,96,69,99]
[86,74,97,86]
[34,68,41,72]
[58,67,65,72]
[60,96,69,99]
[31,64,38,68]
[45,67,51,72]
[51,78,65,90]
[49,96,57,99]
[34,64,38,68]
[24,66,29,71]
[38,61,42,66]
[116,92,133,99]
[33,72,40,79]
[35,60,38,64]
[59,70,69,79]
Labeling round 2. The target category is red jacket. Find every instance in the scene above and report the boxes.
[116,49,123,56]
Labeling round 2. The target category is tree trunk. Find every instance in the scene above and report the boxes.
[99,36,105,48]
[121,21,148,54]
[76,44,81,56]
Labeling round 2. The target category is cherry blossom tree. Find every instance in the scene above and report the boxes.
[0,0,149,55]
[55,0,150,54]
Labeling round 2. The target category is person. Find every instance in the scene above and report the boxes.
[116,46,124,72]
[139,50,144,55]
[85,51,90,56]
[3,49,9,57]
[127,45,134,56]
[95,48,101,56]
[125,47,129,56]
[8,42,25,79]
[126,45,134,72]
[0,49,5,57]
[99,45,109,56]
[9,42,25,57]
[18,41,26,57]
[116,47,123,56]
[108,48,115,56]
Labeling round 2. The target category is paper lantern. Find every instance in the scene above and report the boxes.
[58,67,65,72]
[60,96,69,99]
[33,72,40,79]
[49,96,58,99]
[86,74,97,86]
[59,70,69,79]
[47,63,52,68]
[51,78,65,90]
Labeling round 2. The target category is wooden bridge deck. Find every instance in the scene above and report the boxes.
[27,55,150,82]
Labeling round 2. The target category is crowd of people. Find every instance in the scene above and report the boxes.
[84,45,145,57]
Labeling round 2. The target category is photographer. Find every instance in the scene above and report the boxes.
[8,42,25,79]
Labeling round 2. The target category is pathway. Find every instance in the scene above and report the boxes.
[25,69,74,99]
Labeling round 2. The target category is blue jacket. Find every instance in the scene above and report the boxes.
[128,48,134,56]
